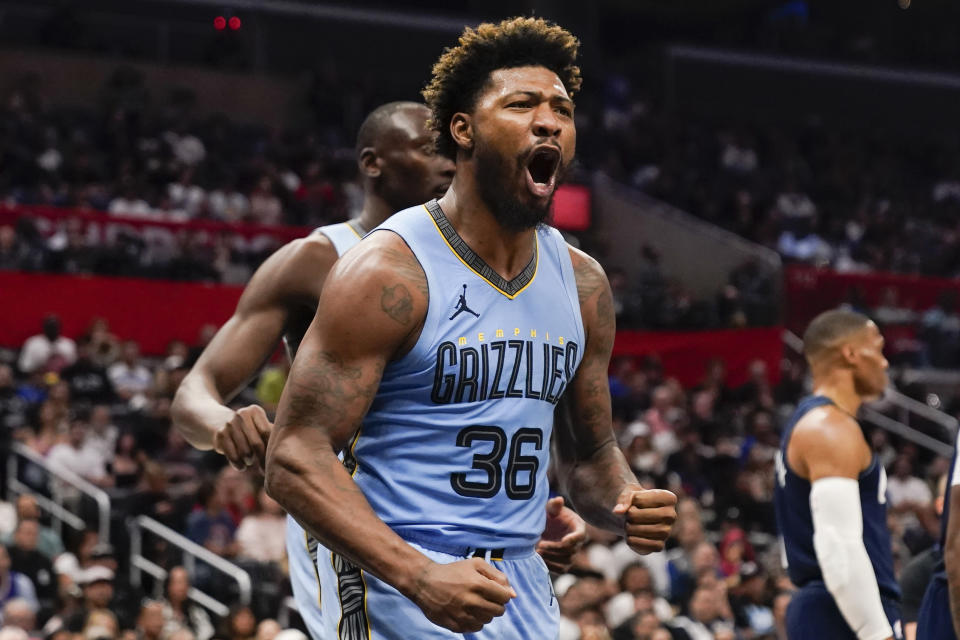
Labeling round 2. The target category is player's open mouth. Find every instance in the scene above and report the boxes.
[525,145,561,198]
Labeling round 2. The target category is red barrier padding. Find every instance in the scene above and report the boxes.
[0,271,243,356]
[785,265,960,332]
[613,327,784,387]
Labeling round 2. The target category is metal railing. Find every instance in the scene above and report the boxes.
[782,330,956,456]
[128,515,252,618]
[6,442,111,543]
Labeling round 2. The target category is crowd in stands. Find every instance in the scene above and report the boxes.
[0,309,947,640]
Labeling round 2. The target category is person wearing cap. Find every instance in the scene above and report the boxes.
[64,566,114,633]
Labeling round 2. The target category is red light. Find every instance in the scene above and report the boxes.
[228,16,241,30]
[213,16,226,30]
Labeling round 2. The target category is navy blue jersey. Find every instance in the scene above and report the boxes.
[773,395,901,601]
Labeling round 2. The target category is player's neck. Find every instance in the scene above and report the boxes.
[437,181,537,281]
[812,372,862,417]
[356,193,394,234]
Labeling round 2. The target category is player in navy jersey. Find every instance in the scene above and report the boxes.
[172,101,588,639]
[773,309,902,640]
[916,442,960,638]
[266,17,678,638]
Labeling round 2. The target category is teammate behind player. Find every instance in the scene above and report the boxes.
[773,309,902,640]
[916,451,960,638]
[265,17,677,637]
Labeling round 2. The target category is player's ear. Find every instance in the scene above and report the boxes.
[840,343,858,366]
[450,113,473,154]
[358,147,381,178]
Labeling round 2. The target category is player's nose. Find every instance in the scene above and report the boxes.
[531,102,562,139]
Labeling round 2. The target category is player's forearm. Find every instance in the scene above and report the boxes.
[265,434,431,598]
[565,440,640,532]
[171,373,234,450]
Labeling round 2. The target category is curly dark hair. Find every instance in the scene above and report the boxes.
[422,17,582,159]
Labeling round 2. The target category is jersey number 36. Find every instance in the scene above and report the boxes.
[450,425,543,500]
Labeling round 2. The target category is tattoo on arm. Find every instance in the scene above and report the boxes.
[381,284,414,325]
[381,247,429,296]
[283,349,383,444]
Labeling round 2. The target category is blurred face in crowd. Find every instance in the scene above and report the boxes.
[69,420,88,448]
[122,341,140,364]
[0,545,9,577]
[621,563,653,595]
[90,405,111,429]
[231,607,257,637]
[167,567,190,604]
[2,598,36,632]
[137,602,165,639]
[692,541,719,577]
[463,66,575,231]
[689,587,718,624]
[632,610,661,640]
[15,495,40,521]
[85,579,113,608]
[42,315,61,341]
[13,520,39,552]
[0,364,12,388]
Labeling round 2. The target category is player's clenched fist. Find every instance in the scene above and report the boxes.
[409,558,516,633]
[213,405,272,471]
[612,485,678,555]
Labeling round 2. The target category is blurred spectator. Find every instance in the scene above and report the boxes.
[671,585,734,640]
[64,566,114,632]
[86,405,118,466]
[220,605,257,640]
[81,319,120,369]
[0,543,39,617]
[107,341,152,407]
[730,562,774,637]
[0,364,29,432]
[17,315,76,375]
[255,620,281,640]
[235,488,286,565]
[1,598,37,634]
[7,519,56,612]
[61,340,115,407]
[46,413,112,488]
[160,567,215,640]
[186,481,238,558]
[9,495,64,559]
[135,601,166,640]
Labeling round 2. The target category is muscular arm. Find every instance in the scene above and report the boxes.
[554,249,674,549]
[945,484,960,635]
[171,236,336,451]
[264,231,433,594]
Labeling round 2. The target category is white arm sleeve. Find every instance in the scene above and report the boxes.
[810,477,893,640]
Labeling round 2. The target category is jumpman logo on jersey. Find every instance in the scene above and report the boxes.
[449,284,481,320]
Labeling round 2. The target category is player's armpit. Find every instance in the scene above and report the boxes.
[788,407,872,482]
[171,235,337,454]
[265,230,434,598]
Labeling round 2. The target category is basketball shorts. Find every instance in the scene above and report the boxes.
[287,515,336,639]
[314,540,559,639]
[786,581,903,640]
[916,577,957,640]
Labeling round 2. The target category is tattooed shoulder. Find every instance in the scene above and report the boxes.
[380,246,429,297]
[570,248,609,306]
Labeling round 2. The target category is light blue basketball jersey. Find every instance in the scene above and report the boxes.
[348,200,585,552]
[311,219,366,256]
[288,220,364,639]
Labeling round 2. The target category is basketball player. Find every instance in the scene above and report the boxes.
[171,102,587,639]
[916,453,960,637]
[265,17,678,638]
[773,309,902,640]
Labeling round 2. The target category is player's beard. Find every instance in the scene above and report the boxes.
[474,137,553,232]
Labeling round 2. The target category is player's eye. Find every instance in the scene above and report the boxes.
[508,100,532,109]
[555,105,573,117]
